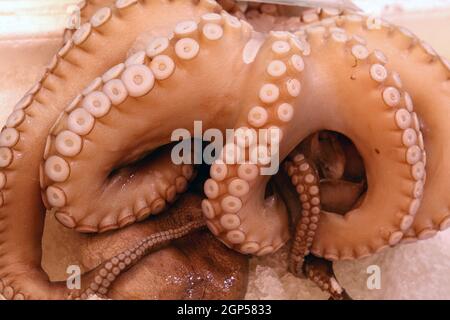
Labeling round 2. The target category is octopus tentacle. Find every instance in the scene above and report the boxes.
[203,25,426,260]
[0,0,224,299]
[304,255,350,300]
[0,192,207,300]
[306,14,450,243]
[278,148,353,297]
[2,0,447,299]
[284,152,321,277]
[41,9,253,233]
[71,219,205,299]
[43,140,194,233]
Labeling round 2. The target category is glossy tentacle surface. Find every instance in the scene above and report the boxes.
[0,191,214,300]
[230,2,448,296]
[284,152,321,276]
[72,207,206,299]
[281,9,449,246]
[1,0,449,301]
[309,14,450,243]
[203,22,425,261]
[0,0,227,299]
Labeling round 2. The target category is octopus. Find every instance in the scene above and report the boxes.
[0,0,449,300]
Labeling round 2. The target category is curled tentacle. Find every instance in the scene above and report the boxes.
[203,25,426,261]
[0,191,210,300]
[283,152,321,277]
[0,0,225,299]
[41,9,253,233]
[43,142,195,233]
[301,13,450,243]
[277,148,353,298]
[2,0,447,300]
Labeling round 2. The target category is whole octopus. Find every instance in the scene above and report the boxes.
[0,0,449,300]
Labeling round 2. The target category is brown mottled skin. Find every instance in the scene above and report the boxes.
[42,193,248,300]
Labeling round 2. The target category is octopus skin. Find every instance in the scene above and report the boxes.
[42,193,248,300]
[0,0,449,300]
[202,16,425,260]
[230,3,450,295]
[308,14,450,244]
[0,0,245,299]
[266,8,450,257]
[229,3,450,253]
